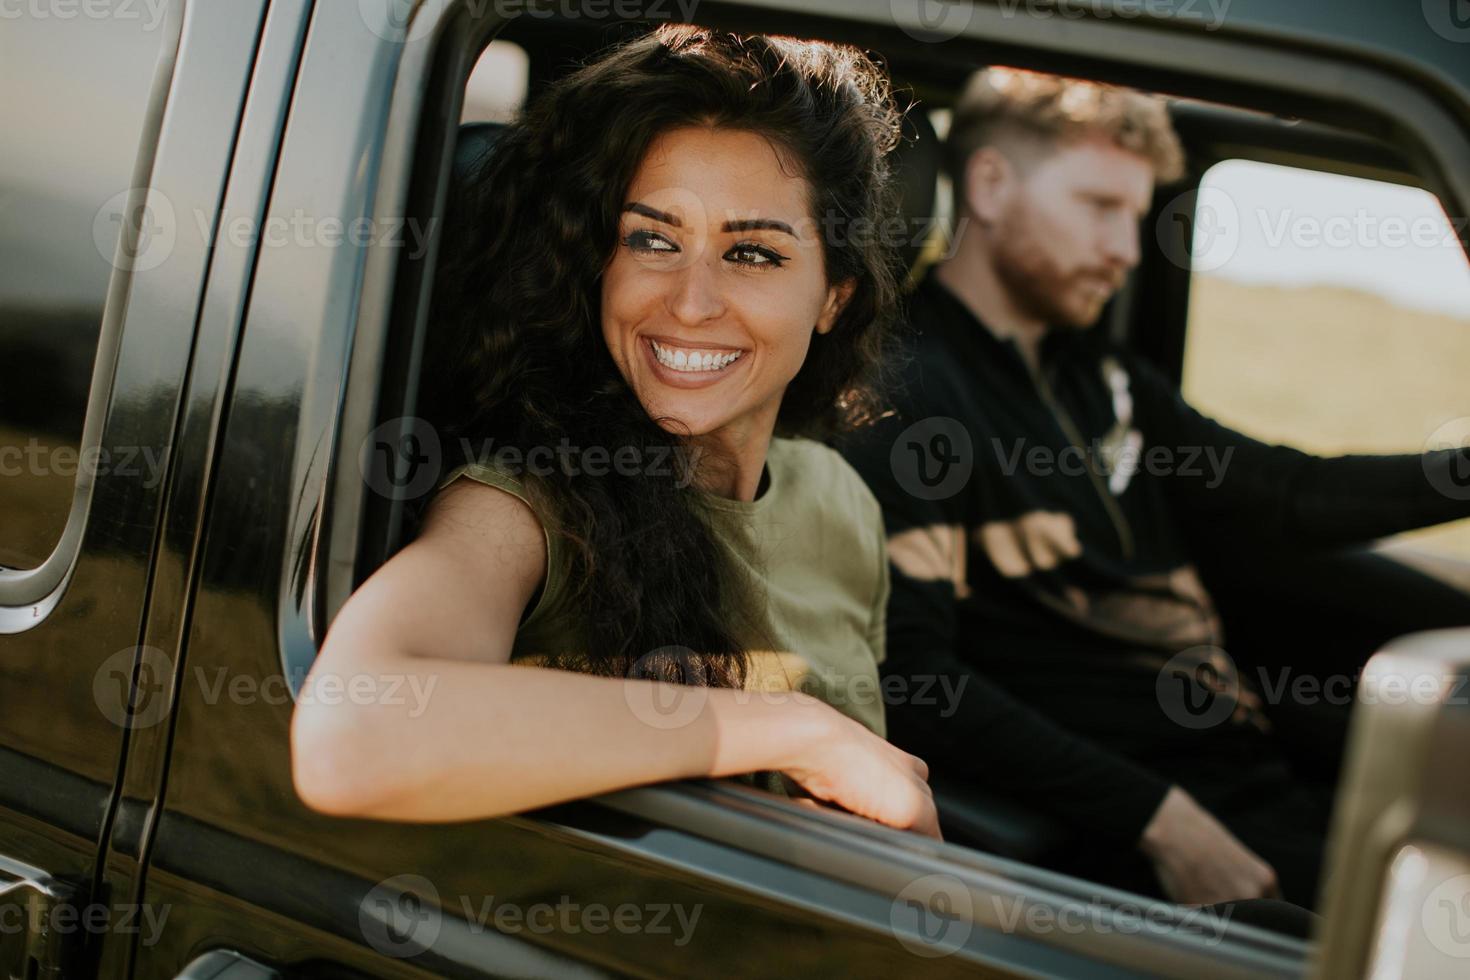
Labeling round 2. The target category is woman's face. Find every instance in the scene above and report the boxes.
[601,125,853,444]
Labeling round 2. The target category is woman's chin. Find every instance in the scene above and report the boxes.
[649,410,721,439]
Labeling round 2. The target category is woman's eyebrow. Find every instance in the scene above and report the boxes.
[721,217,795,236]
[622,202,795,237]
[623,202,679,226]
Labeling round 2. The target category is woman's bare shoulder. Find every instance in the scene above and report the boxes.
[322,477,549,667]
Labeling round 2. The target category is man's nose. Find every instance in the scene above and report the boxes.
[1101,217,1141,270]
[666,251,726,326]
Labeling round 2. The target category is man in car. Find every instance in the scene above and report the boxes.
[836,67,1470,909]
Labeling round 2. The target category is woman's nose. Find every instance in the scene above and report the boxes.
[666,251,726,326]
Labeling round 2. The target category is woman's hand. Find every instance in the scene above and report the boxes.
[780,701,942,840]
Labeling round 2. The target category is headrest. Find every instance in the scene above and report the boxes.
[453,121,506,186]
[890,107,942,275]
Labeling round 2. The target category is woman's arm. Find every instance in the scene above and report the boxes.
[289,478,939,835]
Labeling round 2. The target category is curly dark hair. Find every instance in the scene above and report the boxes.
[422,23,905,687]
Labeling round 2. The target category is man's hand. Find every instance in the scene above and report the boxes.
[1140,785,1280,906]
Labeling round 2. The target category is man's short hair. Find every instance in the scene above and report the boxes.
[945,67,1186,189]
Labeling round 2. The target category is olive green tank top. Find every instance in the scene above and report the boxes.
[434,436,891,795]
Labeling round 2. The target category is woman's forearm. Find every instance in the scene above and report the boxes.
[290,650,832,822]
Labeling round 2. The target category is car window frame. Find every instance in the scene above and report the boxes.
[284,1,1470,973]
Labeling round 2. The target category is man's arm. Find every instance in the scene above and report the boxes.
[836,360,1284,902]
[1127,355,1470,547]
[836,400,1170,845]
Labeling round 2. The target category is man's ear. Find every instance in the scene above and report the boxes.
[815,278,857,335]
[961,146,1014,226]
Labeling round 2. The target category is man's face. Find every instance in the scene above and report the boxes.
[987,136,1154,329]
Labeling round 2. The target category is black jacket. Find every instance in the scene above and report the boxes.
[835,268,1470,843]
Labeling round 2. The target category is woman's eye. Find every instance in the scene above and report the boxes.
[726,242,787,268]
[622,230,678,254]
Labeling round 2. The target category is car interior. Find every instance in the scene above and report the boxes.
[315,5,1470,967]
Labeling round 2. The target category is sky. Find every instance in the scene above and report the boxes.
[1192,159,1470,321]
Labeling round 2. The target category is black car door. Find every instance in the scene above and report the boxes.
[1,1,272,977]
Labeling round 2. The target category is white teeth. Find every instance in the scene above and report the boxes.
[650,340,744,374]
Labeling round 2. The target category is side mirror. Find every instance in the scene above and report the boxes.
[1313,628,1470,979]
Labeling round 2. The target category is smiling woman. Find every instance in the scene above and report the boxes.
[289,24,939,837]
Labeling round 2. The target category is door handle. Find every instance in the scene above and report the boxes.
[0,870,77,980]
[174,949,283,979]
